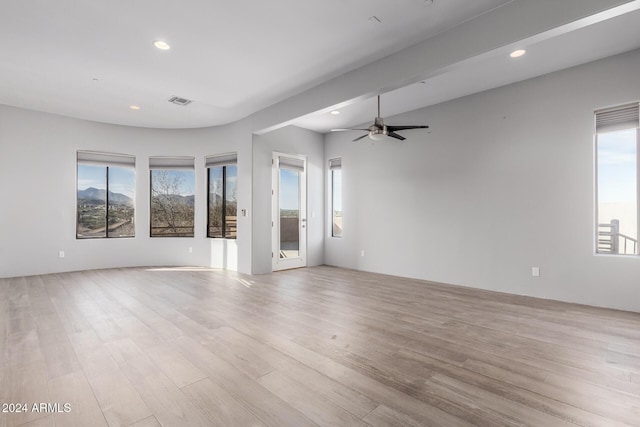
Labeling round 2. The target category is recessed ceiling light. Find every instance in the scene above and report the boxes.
[153,40,171,50]
[330,110,340,115]
[129,105,141,110]
[510,49,526,58]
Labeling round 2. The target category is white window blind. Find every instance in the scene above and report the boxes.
[77,151,135,168]
[278,156,305,172]
[329,158,342,170]
[595,103,639,134]
[205,153,237,168]
[149,156,194,170]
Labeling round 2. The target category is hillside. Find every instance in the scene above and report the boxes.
[78,187,133,205]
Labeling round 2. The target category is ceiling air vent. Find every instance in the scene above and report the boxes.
[168,96,193,106]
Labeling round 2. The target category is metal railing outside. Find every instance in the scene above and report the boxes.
[598,219,638,255]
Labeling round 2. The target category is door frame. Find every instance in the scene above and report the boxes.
[272,151,307,271]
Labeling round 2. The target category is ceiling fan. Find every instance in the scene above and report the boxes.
[332,95,429,141]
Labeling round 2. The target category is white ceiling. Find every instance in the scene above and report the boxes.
[3,1,640,133]
[294,5,640,133]
[0,0,512,129]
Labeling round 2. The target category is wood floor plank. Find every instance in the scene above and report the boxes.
[257,370,363,426]
[274,358,379,418]
[15,415,55,427]
[0,320,7,371]
[426,373,577,427]
[5,331,43,369]
[126,415,162,427]
[460,357,638,426]
[172,335,318,427]
[363,404,439,427]
[181,378,267,427]
[119,355,212,427]
[104,338,148,366]
[70,329,153,427]
[200,327,277,380]
[314,354,473,427]
[89,319,127,344]
[399,348,630,426]
[144,343,207,388]
[84,368,153,427]
[37,332,82,381]
[48,370,108,427]
[3,362,51,426]
[2,266,640,426]
[109,317,164,351]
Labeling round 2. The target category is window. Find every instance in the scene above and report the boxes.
[206,153,237,239]
[150,156,195,237]
[595,103,639,255]
[76,151,135,239]
[330,158,342,237]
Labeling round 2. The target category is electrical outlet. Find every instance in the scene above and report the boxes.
[361,250,365,257]
[59,251,65,259]
[531,267,540,277]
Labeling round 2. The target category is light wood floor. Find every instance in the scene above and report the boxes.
[1,266,640,427]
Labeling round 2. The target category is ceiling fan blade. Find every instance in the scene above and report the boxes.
[388,131,406,141]
[331,128,369,132]
[387,125,429,132]
[352,134,369,142]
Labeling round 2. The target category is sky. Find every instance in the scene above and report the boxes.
[151,170,195,196]
[280,166,343,213]
[332,169,342,212]
[280,168,300,211]
[209,166,237,201]
[78,165,135,198]
[78,166,199,198]
[598,128,637,203]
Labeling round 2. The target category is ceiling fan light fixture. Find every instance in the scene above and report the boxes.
[153,40,171,50]
[369,128,387,140]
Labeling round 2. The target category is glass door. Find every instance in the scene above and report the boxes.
[272,153,307,271]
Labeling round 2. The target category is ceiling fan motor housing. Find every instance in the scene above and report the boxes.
[369,117,388,139]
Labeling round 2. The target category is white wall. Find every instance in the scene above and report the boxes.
[325,48,640,312]
[0,106,253,277]
[3,47,639,313]
[252,126,324,274]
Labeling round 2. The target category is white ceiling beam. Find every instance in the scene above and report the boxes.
[251,0,639,134]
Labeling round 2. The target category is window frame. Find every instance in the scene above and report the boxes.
[76,151,135,239]
[149,156,195,238]
[329,157,342,238]
[594,103,640,256]
[206,158,238,239]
